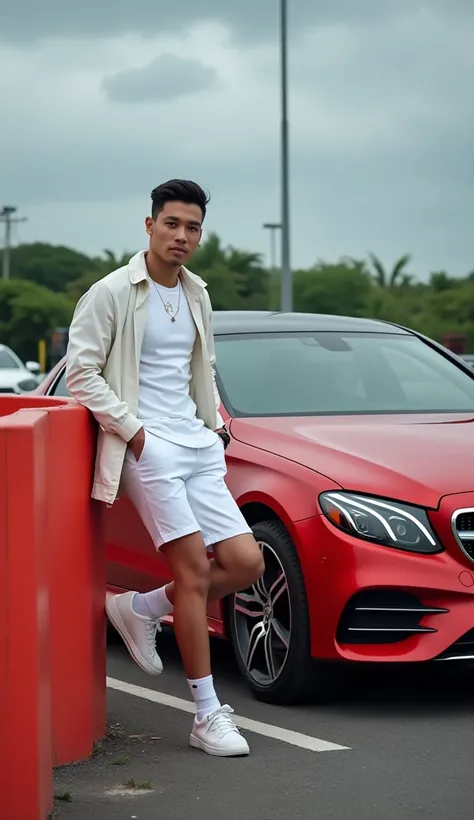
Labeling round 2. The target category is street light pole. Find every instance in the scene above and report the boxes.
[263,222,282,271]
[279,0,292,312]
[0,206,27,280]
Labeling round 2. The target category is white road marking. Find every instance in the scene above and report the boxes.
[107,676,350,753]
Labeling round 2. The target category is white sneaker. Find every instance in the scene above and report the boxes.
[106,591,163,675]
[190,705,250,757]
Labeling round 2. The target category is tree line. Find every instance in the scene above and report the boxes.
[1,235,473,362]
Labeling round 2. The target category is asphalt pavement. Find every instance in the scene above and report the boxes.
[53,628,474,820]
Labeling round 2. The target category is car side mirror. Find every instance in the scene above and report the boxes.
[17,377,39,392]
[25,361,41,374]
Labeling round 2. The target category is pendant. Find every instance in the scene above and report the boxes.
[171,316,176,323]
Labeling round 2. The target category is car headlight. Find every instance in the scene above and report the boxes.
[319,491,442,554]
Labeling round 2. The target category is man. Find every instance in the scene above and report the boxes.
[66,179,264,757]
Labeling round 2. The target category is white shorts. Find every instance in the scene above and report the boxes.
[121,432,252,550]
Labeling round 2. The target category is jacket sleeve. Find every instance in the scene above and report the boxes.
[65,282,143,442]
[203,289,224,430]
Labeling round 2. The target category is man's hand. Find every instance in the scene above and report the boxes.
[215,425,231,449]
[128,427,146,461]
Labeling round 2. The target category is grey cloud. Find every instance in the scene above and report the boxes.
[1,2,473,279]
[5,129,473,278]
[102,55,217,104]
[2,0,474,44]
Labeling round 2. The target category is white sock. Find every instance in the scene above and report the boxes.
[187,675,221,721]
[132,587,173,620]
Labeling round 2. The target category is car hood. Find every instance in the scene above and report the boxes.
[230,413,474,508]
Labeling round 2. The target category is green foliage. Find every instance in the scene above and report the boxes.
[0,279,74,361]
[66,248,134,302]
[10,242,95,292]
[191,232,269,310]
[293,259,372,316]
[2,238,474,362]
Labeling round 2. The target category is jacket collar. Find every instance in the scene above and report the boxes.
[127,250,207,296]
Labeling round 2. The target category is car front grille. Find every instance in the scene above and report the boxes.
[0,387,15,393]
[337,590,448,645]
[451,509,474,563]
[436,628,474,661]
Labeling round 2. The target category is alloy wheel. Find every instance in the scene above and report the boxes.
[232,540,292,687]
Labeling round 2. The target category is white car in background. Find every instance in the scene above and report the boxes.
[0,344,41,393]
[460,354,474,370]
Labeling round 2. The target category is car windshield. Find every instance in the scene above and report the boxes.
[215,331,474,416]
[0,349,19,369]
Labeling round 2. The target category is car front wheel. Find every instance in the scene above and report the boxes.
[228,519,340,704]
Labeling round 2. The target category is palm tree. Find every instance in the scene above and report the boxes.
[369,252,412,289]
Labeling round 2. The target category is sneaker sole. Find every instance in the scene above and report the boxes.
[189,734,250,757]
[105,596,163,676]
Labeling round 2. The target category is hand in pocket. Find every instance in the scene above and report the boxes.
[129,428,146,462]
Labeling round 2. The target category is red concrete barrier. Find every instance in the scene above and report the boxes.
[0,409,53,820]
[0,397,106,818]
[38,403,106,765]
[0,394,69,416]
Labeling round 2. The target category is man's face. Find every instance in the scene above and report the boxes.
[145,200,203,266]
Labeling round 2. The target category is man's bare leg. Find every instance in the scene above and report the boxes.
[134,533,264,622]
[164,533,264,608]
[160,531,213,681]
[107,532,261,755]
[156,531,252,755]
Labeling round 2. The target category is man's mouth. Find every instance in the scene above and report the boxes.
[170,246,187,255]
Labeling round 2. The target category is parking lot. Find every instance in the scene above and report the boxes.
[52,628,474,820]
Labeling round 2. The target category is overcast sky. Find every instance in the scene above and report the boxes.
[1,1,473,278]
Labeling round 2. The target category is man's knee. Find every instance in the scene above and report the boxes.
[217,535,265,587]
[245,542,265,585]
[178,560,211,596]
[163,534,211,595]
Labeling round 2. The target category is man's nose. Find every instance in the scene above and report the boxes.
[175,226,187,242]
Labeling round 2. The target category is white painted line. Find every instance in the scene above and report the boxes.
[107,676,350,753]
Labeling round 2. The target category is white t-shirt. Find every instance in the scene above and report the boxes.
[137,278,218,448]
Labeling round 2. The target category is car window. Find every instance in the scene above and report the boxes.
[49,368,70,397]
[0,349,20,369]
[215,332,474,416]
[381,345,470,405]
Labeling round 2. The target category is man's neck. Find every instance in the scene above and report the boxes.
[145,251,181,288]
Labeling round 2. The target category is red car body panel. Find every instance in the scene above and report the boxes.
[302,513,474,661]
[35,356,474,665]
[230,414,474,508]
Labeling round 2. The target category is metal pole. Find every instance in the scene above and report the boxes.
[1,206,27,280]
[263,222,282,311]
[263,222,282,271]
[1,207,13,280]
[270,228,276,271]
[280,0,292,312]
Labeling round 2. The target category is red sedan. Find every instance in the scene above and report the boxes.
[37,311,474,703]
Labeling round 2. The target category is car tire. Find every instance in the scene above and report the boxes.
[228,519,343,705]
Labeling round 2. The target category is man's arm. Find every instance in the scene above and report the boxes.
[203,289,225,431]
[66,282,143,443]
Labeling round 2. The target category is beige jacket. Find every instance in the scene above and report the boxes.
[65,250,224,505]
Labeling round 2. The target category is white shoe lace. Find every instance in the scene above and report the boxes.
[206,706,241,739]
[144,620,161,653]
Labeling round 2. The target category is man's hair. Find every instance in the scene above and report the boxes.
[150,179,210,221]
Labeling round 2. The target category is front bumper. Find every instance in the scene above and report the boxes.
[292,494,474,664]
